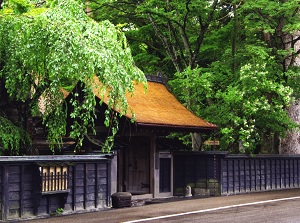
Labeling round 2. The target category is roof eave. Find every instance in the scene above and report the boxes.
[135,122,218,133]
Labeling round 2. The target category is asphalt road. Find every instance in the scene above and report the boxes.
[131,197,300,223]
[25,189,300,223]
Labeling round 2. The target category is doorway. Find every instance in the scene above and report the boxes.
[126,136,150,195]
[158,152,173,197]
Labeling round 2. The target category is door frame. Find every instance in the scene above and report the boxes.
[157,151,173,198]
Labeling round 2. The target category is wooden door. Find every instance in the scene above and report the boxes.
[127,137,150,195]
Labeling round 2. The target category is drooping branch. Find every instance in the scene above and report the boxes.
[0,0,146,153]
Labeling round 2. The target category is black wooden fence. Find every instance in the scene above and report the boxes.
[221,154,300,194]
[0,155,112,222]
[173,151,300,196]
[173,151,222,196]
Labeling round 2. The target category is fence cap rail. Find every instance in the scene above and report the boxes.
[173,151,228,156]
[0,154,114,163]
[173,151,300,159]
[226,154,300,159]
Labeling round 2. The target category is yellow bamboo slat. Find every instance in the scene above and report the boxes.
[40,166,69,192]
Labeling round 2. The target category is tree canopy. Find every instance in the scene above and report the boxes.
[0,0,146,155]
[2,0,300,155]
[91,0,300,154]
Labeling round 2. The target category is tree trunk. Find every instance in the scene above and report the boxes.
[191,132,202,151]
[279,100,300,154]
[278,13,300,154]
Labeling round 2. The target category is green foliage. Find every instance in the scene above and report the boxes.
[7,0,32,14]
[55,208,64,215]
[170,47,297,154]
[0,117,32,155]
[50,207,64,216]
[89,0,222,75]
[0,0,146,153]
[95,0,300,154]
[2,0,299,154]
[89,1,173,74]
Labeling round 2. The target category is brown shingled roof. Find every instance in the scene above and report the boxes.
[92,76,217,131]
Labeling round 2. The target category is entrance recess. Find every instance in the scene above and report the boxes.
[158,152,173,197]
[126,137,150,195]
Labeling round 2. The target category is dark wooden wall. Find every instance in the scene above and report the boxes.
[173,152,223,196]
[221,156,300,194]
[173,152,300,196]
[0,156,111,221]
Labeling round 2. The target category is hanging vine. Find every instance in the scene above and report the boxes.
[0,0,146,153]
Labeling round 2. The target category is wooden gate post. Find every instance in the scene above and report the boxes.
[1,165,8,221]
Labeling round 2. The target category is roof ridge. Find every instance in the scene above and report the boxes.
[145,74,168,85]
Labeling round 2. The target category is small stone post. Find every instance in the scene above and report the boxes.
[185,186,192,197]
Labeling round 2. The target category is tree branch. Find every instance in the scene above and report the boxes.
[149,14,181,72]
[192,0,219,68]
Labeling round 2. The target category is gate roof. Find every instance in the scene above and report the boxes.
[92,76,217,132]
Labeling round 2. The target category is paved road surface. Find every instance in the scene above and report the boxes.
[126,196,300,223]
[25,189,300,223]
